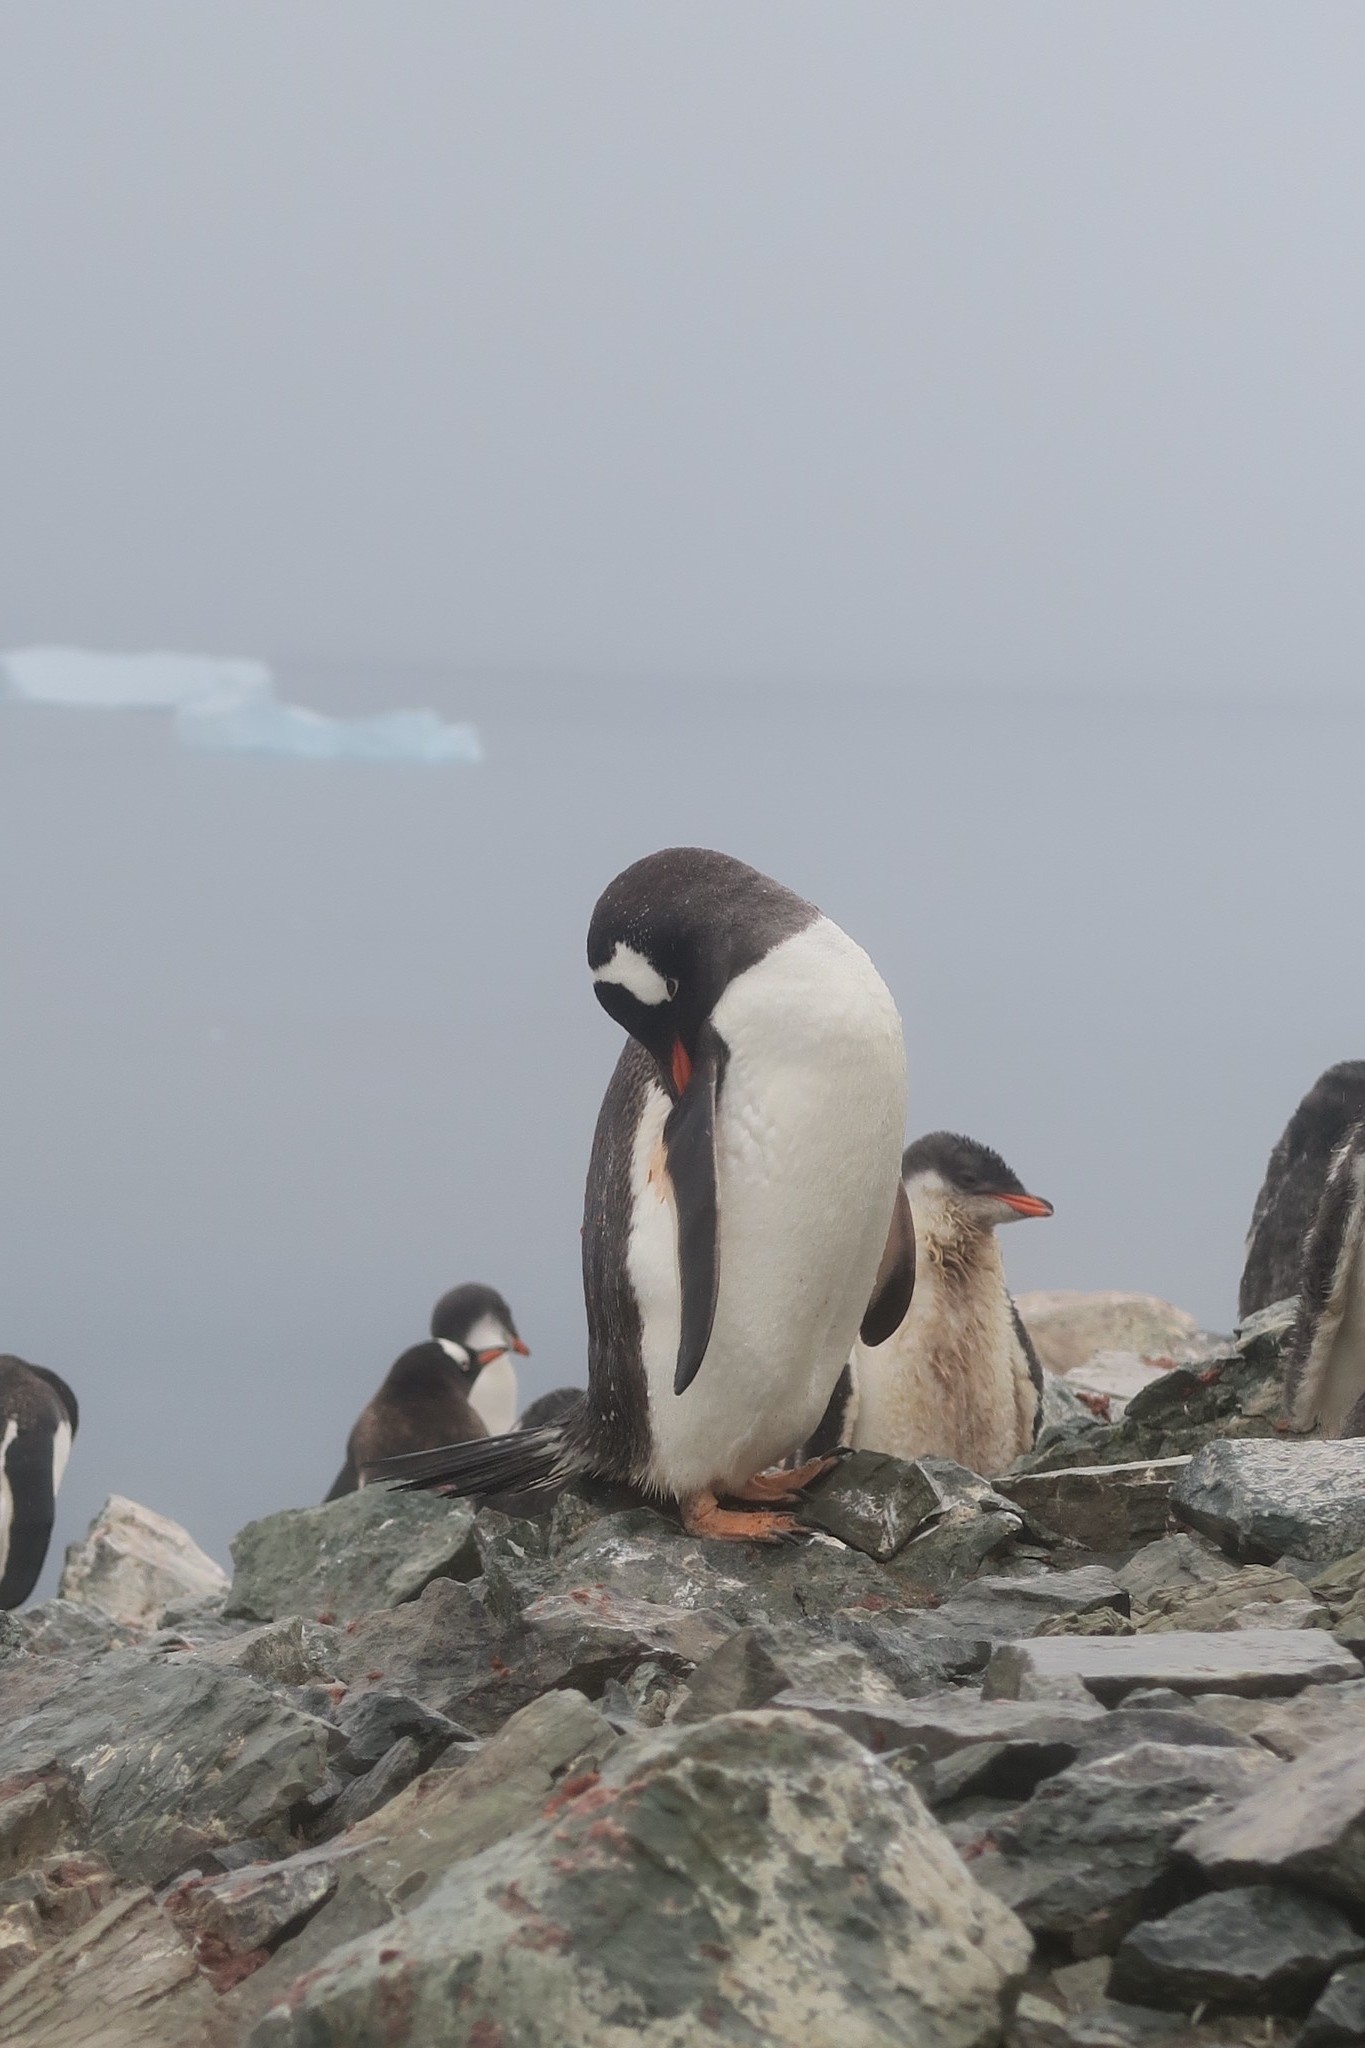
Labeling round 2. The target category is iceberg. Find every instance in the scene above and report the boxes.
[1,646,272,709]
[175,691,483,764]
[1,646,482,765]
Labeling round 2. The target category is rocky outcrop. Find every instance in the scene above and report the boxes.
[1012,1292,1223,1378]
[58,1496,228,1629]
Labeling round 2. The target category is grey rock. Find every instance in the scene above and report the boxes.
[770,1690,1104,1758]
[58,1494,228,1629]
[1109,1884,1364,2014]
[0,1888,221,2047]
[162,1840,348,1987]
[1134,1563,1329,1634]
[797,1449,943,1557]
[199,1614,344,1686]
[978,1739,1281,1956]
[1207,1678,1365,1761]
[829,1603,998,1692]
[251,1709,1032,2048]
[470,1507,553,1622]
[325,1737,426,1833]
[0,1648,334,1884]
[227,1487,480,1624]
[939,1566,1131,1645]
[334,1690,471,1774]
[1300,1960,1365,2046]
[997,1460,1190,1552]
[1066,1354,1174,1419]
[1012,1291,1218,1378]
[1180,1732,1365,1906]
[1006,1993,1196,2046]
[673,1621,898,1723]
[519,1586,734,1688]
[985,1628,1361,1704]
[0,1770,83,1882]
[0,1597,132,1664]
[887,1505,1025,1597]
[1172,1440,1365,1565]
[1117,1532,1249,1605]
[1234,1296,1300,1365]
[1013,1341,1287,1477]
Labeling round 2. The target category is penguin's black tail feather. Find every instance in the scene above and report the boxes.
[368,1418,583,1499]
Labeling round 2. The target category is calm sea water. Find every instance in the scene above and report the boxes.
[3,674,1361,1593]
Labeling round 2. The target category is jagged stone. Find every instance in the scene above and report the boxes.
[250,1710,1032,2048]
[163,1841,350,1989]
[887,1505,1025,1596]
[1172,1440,1365,1565]
[1064,1354,1174,1419]
[1116,1533,1244,1604]
[1013,1337,1288,1477]
[997,1461,1190,1552]
[1012,1292,1217,1377]
[938,1566,1131,1645]
[0,1649,334,1884]
[226,1487,481,1624]
[1180,1732,1365,1905]
[985,1629,1361,1705]
[0,1852,114,1946]
[1133,1563,1329,1634]
[0,1904,40,1986]
[323,1739,426,1834]
[0,1888,221,2047]
[333,1691,471,1775]
[1300,1960,1365,2046]
[58,1495,228,1629]
[199,1615,344,1686]
[673,1622,898,1723]
[0,1769,83,1881]
[797,1450,943,1557]
[519,1586,733,1686]
[975,1740,1281,1956]
[1109,1884,1364,2014]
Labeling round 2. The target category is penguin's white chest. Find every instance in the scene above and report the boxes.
[626,918,907,1499]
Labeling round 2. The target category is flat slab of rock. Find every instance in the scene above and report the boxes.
[1013,1291,1215,1377]
[996,1460,1190,1553]
[227,1487,480,1623]
[938,1567,1130,1645]
[58,1494,228,1629]
[1109,1884,1364,2013]
[1180,1732,1365,1906]
[984,1628,1361,1705]
[769,1691,1106,1759]
[251,1710,1032,2048]
[1301,1959,1365,2046]
[797,1451,942,1558]
[1171,1440,1365,1564]
[1064,1354,1174,1419]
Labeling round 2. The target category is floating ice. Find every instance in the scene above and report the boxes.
[1,646,272,709]
[176,691,483,764]
[1,646,482,765]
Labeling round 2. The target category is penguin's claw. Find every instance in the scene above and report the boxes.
[681,1492,802,1545]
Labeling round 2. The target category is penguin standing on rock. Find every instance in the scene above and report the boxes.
[375,847,914,1541]
[820,1132,1052,1476]
[0,1356,79,1608]
[325,1283,528,1499]
[1240,1061,1365,1320]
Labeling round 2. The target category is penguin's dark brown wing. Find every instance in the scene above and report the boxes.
[665,1030,725,1396]
[1010,1297,1046,1442]
[859,1179,916,1346]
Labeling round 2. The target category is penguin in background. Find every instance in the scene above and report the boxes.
[374,847,914,1541]
[813,1131,1052,1476]
[1240,1061,1365,1320]
[1285,1120,1365,1439]
[0,1356,79,1608]
[325,1283,528,1499]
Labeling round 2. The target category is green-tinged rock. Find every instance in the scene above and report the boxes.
[250,1710,1032,2048]
[226,1487,480,1623]
[1171,1440,1365,1565]
[997,1460,1189,1553]
[797,1450,943,1557]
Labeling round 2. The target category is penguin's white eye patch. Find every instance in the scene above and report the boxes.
[593,942,672,1006]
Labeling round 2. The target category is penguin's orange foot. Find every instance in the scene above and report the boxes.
[734,1457,839,1504]
[681,1491,800,1544]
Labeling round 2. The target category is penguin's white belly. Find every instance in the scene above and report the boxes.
[627,918,906,1499]
[852,1254,1034,1475]
[470,1356,518,1436]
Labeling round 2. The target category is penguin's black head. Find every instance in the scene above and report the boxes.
[430,1282,529,1373]
[901,1130,1053,1228]
[587,847,817,1099]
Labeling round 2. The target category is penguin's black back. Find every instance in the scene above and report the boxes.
[0,1355,77,1609]
[326,1341,487,1499]
[1241,1062,1365,1319]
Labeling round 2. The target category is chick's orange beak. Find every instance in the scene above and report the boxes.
[999,1192,1054,1219]
[671,1040,693,1096]
[511,1338,530,1356]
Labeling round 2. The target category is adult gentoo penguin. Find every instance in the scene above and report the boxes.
[377,847,914,1540]
[1285,1120,1365,1438]
[0,1356,78,1608]
[324,1282,527,1499]
[832,1132,1052,1475]
[1240,1062,1365,1319]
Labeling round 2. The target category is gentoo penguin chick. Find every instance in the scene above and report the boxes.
[0,1356,79,1608]
[374,846,914,1541]
[430,1282,528,1436]
[517,1387,584,1431]
[845,1132,1052,1476]
[324,1283,529,1499]
[1285,1119,1365,1438]
[1240,1061,1365,1319]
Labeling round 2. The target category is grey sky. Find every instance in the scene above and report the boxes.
[2,4,1362,691]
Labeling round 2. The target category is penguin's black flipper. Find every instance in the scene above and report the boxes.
[0,1423,58,1609]
[859,1179,916,1346]
[1011,1297,1047,1443]
[665,1033,724,1396]
[370,1420,577,1498]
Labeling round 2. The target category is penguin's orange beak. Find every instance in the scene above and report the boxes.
[998,1192,1054,1218]
[475,1347,509,1367]
[511,1337,530,1356]
[671,1040,693,1096]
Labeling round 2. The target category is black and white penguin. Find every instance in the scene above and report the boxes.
[375,847,914,1541]
[324,1283,528,1499]
[1285,1119,1365,1438]
[1240,1062,1365,1320]
[822,1132,1051,1475]
[430,1283,528,1436]
[0,1356,78,1609]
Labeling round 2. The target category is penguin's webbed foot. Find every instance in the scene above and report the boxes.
[681,1491,802,1545]
[734,1457,839,1505]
